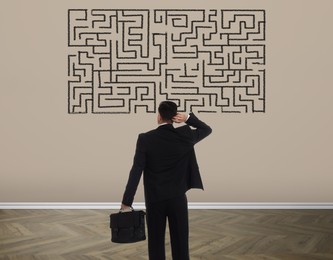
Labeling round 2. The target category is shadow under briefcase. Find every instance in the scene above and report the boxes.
[110,210,146,243]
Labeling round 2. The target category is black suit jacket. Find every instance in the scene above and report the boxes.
[122,113,212,205]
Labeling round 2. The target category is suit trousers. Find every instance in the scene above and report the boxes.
[146,194,190,260]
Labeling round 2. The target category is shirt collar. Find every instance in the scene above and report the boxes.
[158,123,173,128]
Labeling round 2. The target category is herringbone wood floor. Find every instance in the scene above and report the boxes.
[0,209,332,259]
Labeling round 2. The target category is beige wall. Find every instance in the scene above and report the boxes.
[1,0,332,203]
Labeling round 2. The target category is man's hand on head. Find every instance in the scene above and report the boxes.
[172,113,188,124]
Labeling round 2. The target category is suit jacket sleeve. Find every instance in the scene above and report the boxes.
[121,134,146,206]
[186,113,212,144]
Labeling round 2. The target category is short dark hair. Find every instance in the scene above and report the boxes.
[158,101,177,121]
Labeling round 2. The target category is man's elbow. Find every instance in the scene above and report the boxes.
[207,126,212,136]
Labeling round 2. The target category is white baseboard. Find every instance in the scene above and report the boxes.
[1,202,333,209]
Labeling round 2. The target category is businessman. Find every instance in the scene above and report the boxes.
[121,101,212,260]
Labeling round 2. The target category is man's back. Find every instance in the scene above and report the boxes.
[141,124,197,203]
[122,113,212,205]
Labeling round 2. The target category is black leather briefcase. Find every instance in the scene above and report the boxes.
[110,210,146,243]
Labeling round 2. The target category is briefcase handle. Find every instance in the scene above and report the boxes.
[119,206,134,213]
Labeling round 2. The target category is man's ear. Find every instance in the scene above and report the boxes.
[157,113,162,124]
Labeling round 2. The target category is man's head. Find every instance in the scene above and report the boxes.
[158,101,178,124]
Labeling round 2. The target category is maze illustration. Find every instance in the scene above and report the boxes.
[68,9,266,113]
